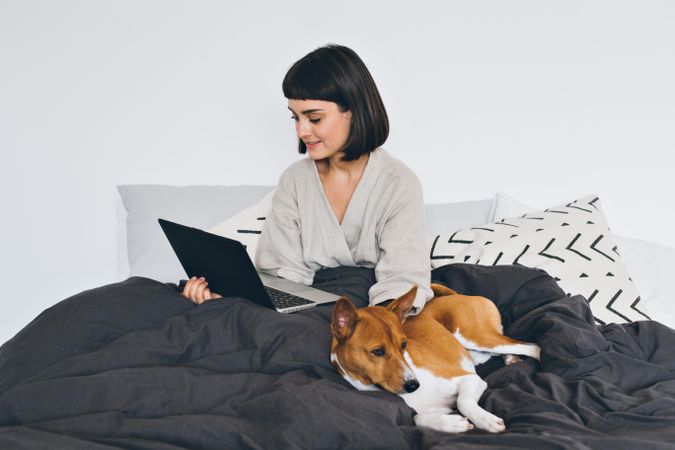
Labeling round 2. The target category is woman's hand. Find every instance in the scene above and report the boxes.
[181,276,222,304]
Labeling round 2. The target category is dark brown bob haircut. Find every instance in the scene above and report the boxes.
[282,44,389,161]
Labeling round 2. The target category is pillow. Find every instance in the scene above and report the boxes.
[430,194,647,325]
[117,185,274,282]
[424,199,494,237]
[611,235,675,329]
[489,192,536,222]
[207,189,276,261]
[492,192,675,329]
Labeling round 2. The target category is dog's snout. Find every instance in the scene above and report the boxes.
[404,379,420,393]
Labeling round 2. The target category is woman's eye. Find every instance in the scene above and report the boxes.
[290,116,298,121]
[372,348,385,357]
[309,118,320,123]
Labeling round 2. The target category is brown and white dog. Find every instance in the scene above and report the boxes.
[330,284,540,433]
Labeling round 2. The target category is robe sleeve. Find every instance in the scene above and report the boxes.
[367,174,434,315]
[254,169,315,285]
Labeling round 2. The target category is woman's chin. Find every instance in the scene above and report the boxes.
[307,148,327,160]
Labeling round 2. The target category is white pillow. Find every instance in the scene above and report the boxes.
[489,192,537,222]
[492,192,675,329]
[431,194,646,325]
[207,189,276,262]
[116,184,275,282]
[611,235,675,329]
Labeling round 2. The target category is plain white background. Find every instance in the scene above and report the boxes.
[1,0,674,346]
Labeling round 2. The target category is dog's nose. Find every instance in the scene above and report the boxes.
[404,379,420,393]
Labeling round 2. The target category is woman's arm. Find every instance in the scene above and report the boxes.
[368,176,434,314]
[255,169,315,285]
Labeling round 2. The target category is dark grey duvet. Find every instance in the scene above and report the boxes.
[1,264,674,449]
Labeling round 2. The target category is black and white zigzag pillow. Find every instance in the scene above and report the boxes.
[430,195,650,325]
[206,189,275,262]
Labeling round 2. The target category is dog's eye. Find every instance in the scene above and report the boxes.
[371,348,385,357]
[401,341,407,350]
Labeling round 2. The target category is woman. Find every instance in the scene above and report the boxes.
[182,44,433,314]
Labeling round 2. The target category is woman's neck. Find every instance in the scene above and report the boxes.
[317,151,371,180]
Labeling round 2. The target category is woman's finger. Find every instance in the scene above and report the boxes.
[204,284,222,300]
[182,277,198,302]
[181,277,220,304]
[194,280,208,304]
[184,277,207,304]
[203,287,213,300]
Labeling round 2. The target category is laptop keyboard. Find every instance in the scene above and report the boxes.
[265,286,315,309]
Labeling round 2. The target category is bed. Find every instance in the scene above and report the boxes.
[1,186,674,449]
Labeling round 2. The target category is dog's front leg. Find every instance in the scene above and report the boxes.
[456,375,505,433]
[414,411,473,433]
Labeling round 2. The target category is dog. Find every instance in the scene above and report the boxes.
[330,283,540,433]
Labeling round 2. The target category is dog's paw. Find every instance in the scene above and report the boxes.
[439,414,474,433]
[531,344,541,361]
[470,411,506,433]
[415,413,474,433]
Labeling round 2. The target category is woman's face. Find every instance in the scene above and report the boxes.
[288,99,352,161]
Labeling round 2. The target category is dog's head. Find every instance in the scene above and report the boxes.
[330,286,419,394]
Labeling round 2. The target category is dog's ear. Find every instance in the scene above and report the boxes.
[387,285,418,323]
[431,283,458,297]
[332,297,360,343]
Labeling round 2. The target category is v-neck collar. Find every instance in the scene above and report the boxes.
[308,149,382,265]
[311,150,376,228]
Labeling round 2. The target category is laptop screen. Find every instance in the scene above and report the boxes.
[158,219,275,310]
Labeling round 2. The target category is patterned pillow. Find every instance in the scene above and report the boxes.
[207,189,276,262]
[430,195,650,325]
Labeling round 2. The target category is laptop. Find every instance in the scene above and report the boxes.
[158,218,340,313]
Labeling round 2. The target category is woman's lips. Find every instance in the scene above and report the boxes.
[306,141,321,149]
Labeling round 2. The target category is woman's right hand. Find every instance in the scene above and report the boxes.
[181,276,222,304]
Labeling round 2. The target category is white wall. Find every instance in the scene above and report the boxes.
[1,0,674,345]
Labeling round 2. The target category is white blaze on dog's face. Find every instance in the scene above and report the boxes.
[331,286,420,394]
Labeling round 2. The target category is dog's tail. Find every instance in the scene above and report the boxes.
[431,283,459,297]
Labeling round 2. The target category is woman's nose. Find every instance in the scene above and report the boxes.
[296,119,311,138]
